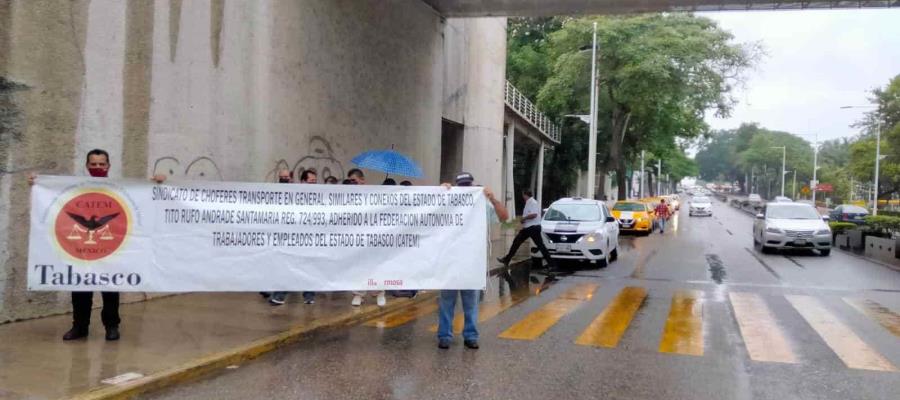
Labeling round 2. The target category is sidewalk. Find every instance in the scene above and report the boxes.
[0,229,534,400]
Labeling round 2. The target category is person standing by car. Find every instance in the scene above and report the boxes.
[655,198,671,234]
[497,190,555,271]
[437,172,509,350]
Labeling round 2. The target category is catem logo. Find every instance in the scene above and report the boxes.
[53,190,131,262]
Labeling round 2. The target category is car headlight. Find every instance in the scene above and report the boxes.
[579,233,599,243]
[814,229,831,235]
[765,227,783,234]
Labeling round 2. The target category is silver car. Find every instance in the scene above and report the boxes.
[688,196,712,216]
[753,203,831,256]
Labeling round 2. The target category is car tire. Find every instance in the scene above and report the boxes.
[819,249,831,257]
[610,247,618,262]
[760,245,773,254]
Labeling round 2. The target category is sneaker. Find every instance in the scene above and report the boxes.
[259,292,271,299]
[62,326,88,341]
[376,292,386,307]
[269,293,286,305]
[304,299,315,305]
[464,340,479,349]
[496,256,509,266]
[105,326,120,341]
[351,295,363,307]
[438,338,451,349]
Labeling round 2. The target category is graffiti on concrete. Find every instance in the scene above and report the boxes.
[265,136,345,182]
[152,156,224,181]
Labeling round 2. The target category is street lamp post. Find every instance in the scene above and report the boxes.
[791,170,797,200]
[811,137,819,205]
[640,150,645,198]
[586,22,599,199]
[771,146,786,197]
[657,159,662,196]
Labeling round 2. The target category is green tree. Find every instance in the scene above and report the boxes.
[849,75,900,200]
[536,15,757,199]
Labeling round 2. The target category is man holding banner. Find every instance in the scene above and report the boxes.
[437,172,509,350]
[28,149,165,341]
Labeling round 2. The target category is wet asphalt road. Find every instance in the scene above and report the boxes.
[144,197,900,400]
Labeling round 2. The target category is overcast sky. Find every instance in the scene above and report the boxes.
[700,9,900,143]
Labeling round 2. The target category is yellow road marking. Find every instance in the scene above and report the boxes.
[499,283,598,340]
[363,300,439,328]
[575,286,647,348]
[787,295,896,372]
[843,297,900,338]
[729,292,797,363]
[659,289,704,356]
[429,292,530,333]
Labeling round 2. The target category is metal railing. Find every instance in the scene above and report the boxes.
[504,81,561,144]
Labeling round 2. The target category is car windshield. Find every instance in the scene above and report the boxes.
[692,197,710,203]
[613,203,645,211]
[544,204,602,221]
[842,205,868,213]
[767,205,821,219]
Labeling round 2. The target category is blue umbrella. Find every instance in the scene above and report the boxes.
[351,149,424,179]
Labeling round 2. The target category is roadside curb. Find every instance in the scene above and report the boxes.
[69,293,438,400]
[69,259,532,400]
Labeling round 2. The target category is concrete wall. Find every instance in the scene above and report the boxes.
[442,18,507,192]
[0,0,506,323]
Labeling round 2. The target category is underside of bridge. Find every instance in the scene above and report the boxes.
[423,0,899,17]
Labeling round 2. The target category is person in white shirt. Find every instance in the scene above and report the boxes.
[497,190,556,270]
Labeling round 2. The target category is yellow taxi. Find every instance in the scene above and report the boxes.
[642,196,674,214]
[612,201,655,235]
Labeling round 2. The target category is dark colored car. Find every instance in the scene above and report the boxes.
[829,205,869,224]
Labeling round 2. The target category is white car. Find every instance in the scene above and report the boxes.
[748,194,763,204]
[773,196,793,203]
[688,196,713,216]
[753,203,831,256]
[535,198,620,268]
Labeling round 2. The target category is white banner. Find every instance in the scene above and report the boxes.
[28,176,487,292]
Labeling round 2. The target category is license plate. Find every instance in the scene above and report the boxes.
[794,239,807,245]
[557,244,571,252]
[621,223,633,228]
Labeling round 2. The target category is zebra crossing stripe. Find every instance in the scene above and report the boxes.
[787,295,896,372]
[575,286,647,348]
[729,292,797,363]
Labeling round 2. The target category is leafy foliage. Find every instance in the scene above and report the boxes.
[509,15,756,199]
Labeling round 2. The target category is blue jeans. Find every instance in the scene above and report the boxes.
[437,289,479,341]
[658,217,666,232]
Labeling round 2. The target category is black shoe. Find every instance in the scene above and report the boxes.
[496,257,509,266]
[438,338,451,349]
[259,292,271,299]
[62,326,88,341]
[464,340,479,349]
[105,326,120,341]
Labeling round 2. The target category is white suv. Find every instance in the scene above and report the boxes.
[753,203,832,256]
[533,198,620,268]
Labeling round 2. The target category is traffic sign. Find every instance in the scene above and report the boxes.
[815,183,833,192]
[801,186,810,195]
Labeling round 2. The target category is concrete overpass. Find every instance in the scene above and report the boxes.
[502,81,561,212]
[423,0,899,17]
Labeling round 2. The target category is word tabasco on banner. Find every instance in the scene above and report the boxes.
[28,176,488,292]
